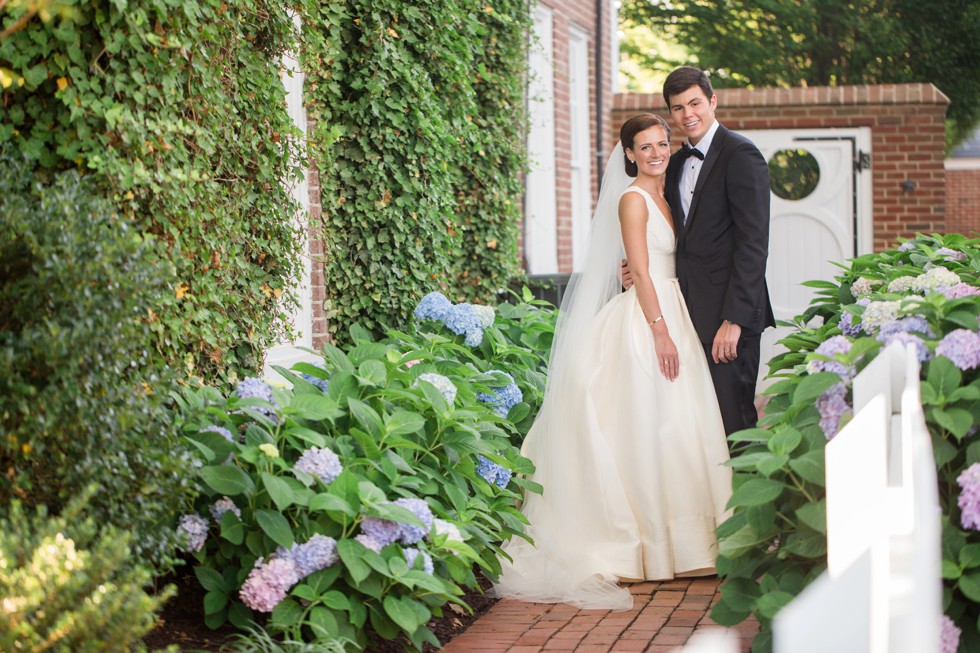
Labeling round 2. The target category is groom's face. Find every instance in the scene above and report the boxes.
[667,85,717,146]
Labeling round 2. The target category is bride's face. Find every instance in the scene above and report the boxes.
[627,126,670,179]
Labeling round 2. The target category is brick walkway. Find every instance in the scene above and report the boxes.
[443,578,759,653]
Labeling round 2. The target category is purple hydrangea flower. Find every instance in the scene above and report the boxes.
[936,247,966,262]
[404,547,434,574]
[239,556,301,613]
[416,373,457,404]
[477,371,524,418]
[898,240,916,252]
[283,534,338,577]
[201,424,234,443]
[880,331,932,362]
[236,377,279,422]
[475,455,512,488]
[414,292,453,322]
[359,516,402,548]
[817,383,851,440]
[294,447,343,485]
[936,329,980,371]
[443,303,481,335]
[393,497,434,545]
[939,282,980,299]
[177,514,209,553]
[861,300,901,334]
[839,298,869,336]
[850,277,876,298]
[941,614,961,653]
[887,276,917,293]
[355,533,384,553]
[878,316,935,340]
[805,336,854,381]
[958,463,980,530]
[210,497,241,522]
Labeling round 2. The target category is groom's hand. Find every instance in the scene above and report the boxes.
[620,258,633,290]
[712,320,741,364]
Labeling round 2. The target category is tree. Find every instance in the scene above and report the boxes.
[621,0,980,148]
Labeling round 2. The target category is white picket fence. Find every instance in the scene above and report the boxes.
[680,341,944,653]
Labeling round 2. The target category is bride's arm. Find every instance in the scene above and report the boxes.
[619,192,678,381]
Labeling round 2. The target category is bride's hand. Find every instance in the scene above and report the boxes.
[653,332,679,382]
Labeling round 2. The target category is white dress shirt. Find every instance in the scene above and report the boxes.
[680,120,720,222]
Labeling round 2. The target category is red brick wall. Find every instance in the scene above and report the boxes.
[540,0,613,272]
[306,123,329,349]
[946,165,980,236]
[611,84,949,253]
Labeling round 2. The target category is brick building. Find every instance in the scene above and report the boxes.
[946,129,980,236]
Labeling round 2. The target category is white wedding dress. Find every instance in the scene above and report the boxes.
[493,186,732,610]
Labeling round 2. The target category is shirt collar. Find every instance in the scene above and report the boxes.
[687,120,720,157]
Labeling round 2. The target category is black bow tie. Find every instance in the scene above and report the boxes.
[680,143,704,160]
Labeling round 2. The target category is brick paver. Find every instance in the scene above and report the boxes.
[443,578,758,653]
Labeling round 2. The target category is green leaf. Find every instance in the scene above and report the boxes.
[385,410,426,435]
[943,559,963,580]
[350,428,383,460]
[961,544,980,569]
[262,472,296,511]
[289,393,343,421]
[349,398,383,439]
[757,454,790,477]
[727,478,785,509]
[195,566,228,593]
[203,590,228,615]
[789,449,826,486]
[338,538,372,584]
[357,359,387,386]
[271,598,304,627]
[782,530,827,558]
[959,571,980,602]
[383,595,421,633]
[928,356,963,398]
[710,599,751,627]
[768,426,803,457]
[199,465,254,496]
[932,407,973,439]
[756,591,795,619]
[309,493,356,516]
[793,372,842,406]
[220,510,245,545]
[255,509,294,549]
[946,310,978,330]
[795,500,827,534]
[719,577,761,613]
[718,525,768,558]
[322,590,352,611]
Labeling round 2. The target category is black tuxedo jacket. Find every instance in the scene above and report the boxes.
[667,124,776,344]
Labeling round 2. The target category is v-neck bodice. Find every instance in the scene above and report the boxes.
[621,186,676,279]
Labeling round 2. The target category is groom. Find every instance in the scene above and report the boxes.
[663,66,775,435]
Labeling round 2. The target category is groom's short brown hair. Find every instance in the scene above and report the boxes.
[663,66,714,106]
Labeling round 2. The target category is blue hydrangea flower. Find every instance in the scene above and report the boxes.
[878,316,935,341]
[880,331,932,362]
[300,365,330,392]
[936,329,980,371]
[210,497,241,522]
[236,377,279,422]
[359,516,403,548]
[393,497,434,545]
[294,446,343,485]
[355,533,384,553]
[464,328,484,347]
[404,547,434,574]
[475,455,512,489]
[414,292,453,322]
[817,383,851,440]
[887,276,917,293]
[473,304,495,329]
[177,514,209,553]
[839,298,869,336]
[201,424,234,443]
[443,303,481,335]
[805,336,854,381]
[416,372,457,404]
[477,371,523,418]
[281,534,338,577]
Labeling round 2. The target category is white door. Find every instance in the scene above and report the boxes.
[740,129,872,388]
[567,25,591,271]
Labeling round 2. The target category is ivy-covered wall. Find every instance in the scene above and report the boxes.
[301,0,530,343]
[1,0,305,382]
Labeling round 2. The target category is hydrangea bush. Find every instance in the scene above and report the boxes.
[173,292,557,650]
[712,234,980,652]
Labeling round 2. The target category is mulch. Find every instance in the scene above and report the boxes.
[143,568,498,652]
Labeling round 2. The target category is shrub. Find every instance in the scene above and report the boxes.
[0,490,176,652]
[0,154,196,568]
[711,234,980,652]
[173,292,556,650]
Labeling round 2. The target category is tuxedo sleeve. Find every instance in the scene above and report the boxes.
[722,139,771,327]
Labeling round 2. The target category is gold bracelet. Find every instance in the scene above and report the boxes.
[647,315,664,326]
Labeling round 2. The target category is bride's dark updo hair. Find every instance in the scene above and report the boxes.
[620,113,671,178]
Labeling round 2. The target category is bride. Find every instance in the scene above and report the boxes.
[492,114,732,610]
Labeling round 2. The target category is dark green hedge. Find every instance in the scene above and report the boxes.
[1,0,305,382]
[301,0,529,343]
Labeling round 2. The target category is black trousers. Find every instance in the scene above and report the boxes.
[702,332,762,437]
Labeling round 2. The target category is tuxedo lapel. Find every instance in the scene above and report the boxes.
[683,126,728,237]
